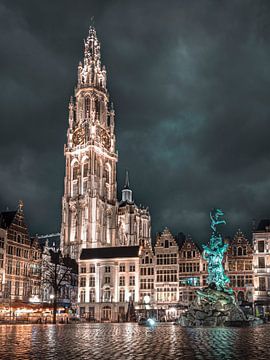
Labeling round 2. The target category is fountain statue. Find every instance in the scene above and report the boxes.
[179,209,260,327]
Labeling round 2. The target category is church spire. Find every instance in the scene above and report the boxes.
[84,26,101,64]
[77,26,107,90]
[122,170,133,202]
[124,169,130,189]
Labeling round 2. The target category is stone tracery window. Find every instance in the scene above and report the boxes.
[72,163,79,180]
[85,97,90,118]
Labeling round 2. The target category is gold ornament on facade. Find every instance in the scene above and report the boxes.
[73,127,85,145]
[97,126,110,150]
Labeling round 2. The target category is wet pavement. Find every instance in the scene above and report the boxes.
[0,323,269,360]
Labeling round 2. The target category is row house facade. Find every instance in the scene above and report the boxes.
[252,219,270,316]
[226,230,253,303]
[78,246,140,321]
[0,202,42,303]
[77,227,257,321]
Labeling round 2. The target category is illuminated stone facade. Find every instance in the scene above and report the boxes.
[0,202,42,303]
[253,220,270,315]
[0,227,7,299]
[78,246,140,321]
[61,27,151,260]
[226,230,253,303]
[178,236,208,308]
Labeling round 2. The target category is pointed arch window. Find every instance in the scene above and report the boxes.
[83,162,88,178]
[72,163,79,180]
[85,97,90,118]
[104,166,110,183]
[95,99,100,118]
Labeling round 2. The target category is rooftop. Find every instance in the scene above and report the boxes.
[80,246,140,260]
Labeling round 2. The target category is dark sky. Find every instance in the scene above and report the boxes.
[1,0,270,243]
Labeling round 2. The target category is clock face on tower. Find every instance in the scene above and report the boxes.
[97,126,110,150]
[73,127,85,145]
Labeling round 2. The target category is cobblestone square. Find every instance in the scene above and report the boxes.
[0,323,269,360]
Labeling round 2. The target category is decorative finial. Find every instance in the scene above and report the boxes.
[18,200,23,212]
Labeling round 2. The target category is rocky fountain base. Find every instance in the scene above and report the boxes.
[179,285,260,327]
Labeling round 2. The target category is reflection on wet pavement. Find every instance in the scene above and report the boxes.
[0,323,269,360]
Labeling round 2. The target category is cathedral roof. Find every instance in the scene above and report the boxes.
[80,246,140,260]
[118,200,135,208]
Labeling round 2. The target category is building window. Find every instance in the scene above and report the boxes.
[15,281,20,296]
[23,263,28,276]
[0,254,4,268]
[85,97,90,117]
[80,290,86,303]
[119,276,125,286]
[90,265,95,273]
[129,264,135,272]
[16,261,20,275]
[73,164,79,180]
[130,289,135,300]
[119,289,125,302]
[259,277,266,291]
[81,266,86,274]
[82,179,87,194]
[129,276,135,286]
[83,162,88,177]
[258,241,265,253]
[103,288,111,302]
[16,248,21,257]
[258,257,265,269]
[89,289,95,303]
[0,237,4,249]
[80,277,86,287]
[72,181,78,196]
[7,246,13,255]
[105,266,110,273]
[119,264,125,272]
[89,277,95,287]
[238,247,243,256]
[104,276,110,285]
[245,261,252,271]
[7,260,12,275]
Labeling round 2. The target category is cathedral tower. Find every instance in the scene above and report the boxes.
[61,27,118,259]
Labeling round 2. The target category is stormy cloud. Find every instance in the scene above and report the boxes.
[1,0,270,243]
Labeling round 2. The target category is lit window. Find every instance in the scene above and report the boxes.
[85,97,90,118]
[119,264,125,272]
[258,241,265,253]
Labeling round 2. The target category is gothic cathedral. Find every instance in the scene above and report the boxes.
[61,27,151,260]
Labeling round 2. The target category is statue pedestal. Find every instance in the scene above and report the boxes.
[179,287,261,327]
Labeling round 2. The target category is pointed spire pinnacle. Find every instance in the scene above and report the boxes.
[124,169,130,189]
[84,25,100,61]
[121,170,133,203]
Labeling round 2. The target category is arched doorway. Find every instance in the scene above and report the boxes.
[102,306,111,321]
